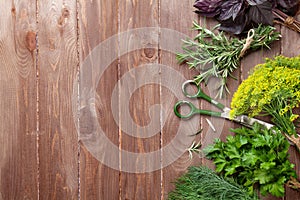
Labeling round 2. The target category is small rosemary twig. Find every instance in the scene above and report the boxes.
[187,140,201,159]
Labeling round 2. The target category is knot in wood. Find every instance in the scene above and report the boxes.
[25,31,36,52]
[11,7,16,16]
[143,48,155,59]
[58,8,70,26]
[49,38,55,50]
[62,8,70,18]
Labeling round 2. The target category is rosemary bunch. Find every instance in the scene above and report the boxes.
[177,22,281,98]
[168,166,260,200]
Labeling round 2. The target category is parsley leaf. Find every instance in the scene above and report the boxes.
[204,123,297,197]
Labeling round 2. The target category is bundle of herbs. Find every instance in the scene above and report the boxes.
[168,166,260,200]
[177,22,280,98]
[230,55,300,149]
[194,0,300,34]
[204,123,299,197]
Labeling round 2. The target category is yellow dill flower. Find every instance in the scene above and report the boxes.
[230,55,300,135]
[290,114,299,122]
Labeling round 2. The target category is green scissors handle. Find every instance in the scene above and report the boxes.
[182,80,225,110]
[174,100,222,119]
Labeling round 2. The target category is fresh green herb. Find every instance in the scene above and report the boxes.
[230,55,300,137]
[177,22,280,98]
[193,0,300,34]
[187,140,201,159]
[204,123,298,197]
[168,166,260,200]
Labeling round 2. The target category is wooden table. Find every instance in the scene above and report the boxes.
[0,0,299,199]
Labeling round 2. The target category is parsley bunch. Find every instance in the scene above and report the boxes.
[204,123,297,197]
[230,55,300,136]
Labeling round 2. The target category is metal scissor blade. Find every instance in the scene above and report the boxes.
[220,108,299,146]
[220,107,274,129]
[234,115,274,129]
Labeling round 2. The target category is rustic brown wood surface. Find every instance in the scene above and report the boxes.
[38,0,78,199]
[0,0,299,199]
[0,0,38,199]
[160,0,201,198]
[78,0,120,199]
[118,0,161,199]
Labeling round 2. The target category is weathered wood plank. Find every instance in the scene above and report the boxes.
[159,1,201,198]
[118,0,161,199]
[281,25,300,200]
[285,147,300,200]
[0,0,38,199]
[37,0,78,199]
[78,0,120,199]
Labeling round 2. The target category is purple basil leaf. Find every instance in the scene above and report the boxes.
[218,0,244,21]
[194,0,222,17]
[277,0,300,9]
[219,14,249,35]
[248,1,274,25]
[268,0,278,8]
[232,3,244,20]
[246,0,268,6]
[276,0,300,15]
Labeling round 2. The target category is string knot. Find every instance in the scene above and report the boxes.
[239,29,255,58]
[285,16,295,25]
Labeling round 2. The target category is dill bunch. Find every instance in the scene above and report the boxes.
[230,55,300,136]
[168,166,260,200]
[176,22,281,98]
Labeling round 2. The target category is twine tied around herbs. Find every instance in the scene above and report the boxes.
[272,8,300,33]
[287,177,300,190]
[285,16,295,25]
[239,29,255,58]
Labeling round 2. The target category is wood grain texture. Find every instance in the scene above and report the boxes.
[0,1,299,199]
[78,0,120,199]
[37,0,78,199]
[0,0,38,199]
[159,0,201,198]
[119,0,161,199]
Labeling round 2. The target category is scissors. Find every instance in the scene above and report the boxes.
[174,80,274,129]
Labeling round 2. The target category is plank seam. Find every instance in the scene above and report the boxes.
[117,0,122,199]
[35,0,40,199]
[157,0,163,199]
[76,0,81,199]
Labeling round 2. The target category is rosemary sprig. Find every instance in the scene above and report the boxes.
[177,22,281,98]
